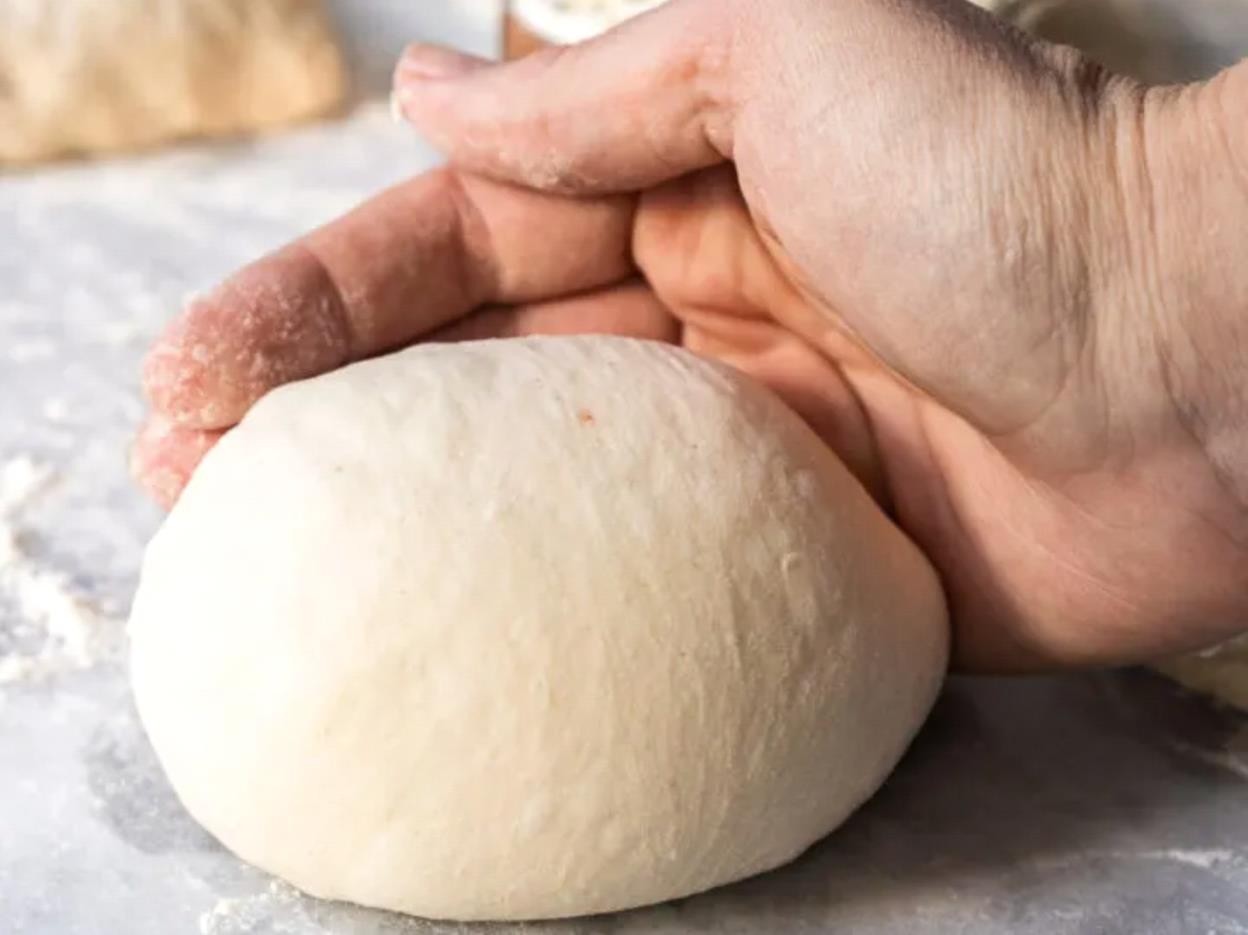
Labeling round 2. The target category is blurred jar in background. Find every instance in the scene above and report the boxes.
[983,0,1248,85]
[505,0,667,57]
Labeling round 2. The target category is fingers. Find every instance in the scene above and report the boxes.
[130,417,224,510]
[428,280,678,344]
[134,283,675,509]
[394,0,736,193]
[144,170,636,429]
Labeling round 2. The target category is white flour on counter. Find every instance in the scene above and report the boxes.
[1030,847,1246,875]
[197,881,317,935]
[0,455,120,690]
[0,455,54,513]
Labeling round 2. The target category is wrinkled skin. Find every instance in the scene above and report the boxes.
[134,0,1248,671]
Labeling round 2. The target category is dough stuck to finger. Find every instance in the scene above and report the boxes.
[0,0,346,165]
[129,335,948,922]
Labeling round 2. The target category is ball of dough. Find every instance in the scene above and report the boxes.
[129,336,948,921]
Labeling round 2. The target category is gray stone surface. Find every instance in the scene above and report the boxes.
[2,2,1247,933]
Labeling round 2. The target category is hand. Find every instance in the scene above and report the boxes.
[135,0,1248,672]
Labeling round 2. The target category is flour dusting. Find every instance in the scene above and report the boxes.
[197,880,315,935]
[1169,737,1248,783]
[1031,847,1245,874]
[0,455,118,689]
[0,455,55,514]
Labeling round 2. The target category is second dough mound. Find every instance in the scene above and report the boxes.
[0,0,346,165]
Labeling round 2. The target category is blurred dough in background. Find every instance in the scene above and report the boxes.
[0,0,347,166]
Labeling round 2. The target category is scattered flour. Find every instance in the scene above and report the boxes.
[1147,848,1241,870]
[0,454,118,690]
[197,880,314,935]
[41,397,70,423]
[95,318,148,349]
[7,339,56,363]
[1031,847,1245,874]
[1168,735,1248,783]
[0,455,55,513]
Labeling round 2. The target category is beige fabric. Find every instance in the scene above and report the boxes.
[130,336,949,921]
[0,0,346,165]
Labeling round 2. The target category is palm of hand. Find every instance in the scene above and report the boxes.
[371,0,1248,666]
[618,166,1248,670]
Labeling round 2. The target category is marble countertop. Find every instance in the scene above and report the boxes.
[3,2,1247,933]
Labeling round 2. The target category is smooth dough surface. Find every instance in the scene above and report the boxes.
[0,0,345,165]
[129,336,949,921]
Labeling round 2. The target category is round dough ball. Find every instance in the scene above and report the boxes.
[129,336,948,922]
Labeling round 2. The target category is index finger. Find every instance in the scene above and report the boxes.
[144,170,636,429]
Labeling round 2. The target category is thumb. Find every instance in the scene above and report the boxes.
[393,0,735,193]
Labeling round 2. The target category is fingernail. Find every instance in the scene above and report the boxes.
[397,44,488,83]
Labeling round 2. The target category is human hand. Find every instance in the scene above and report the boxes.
[135,0,1248,672]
